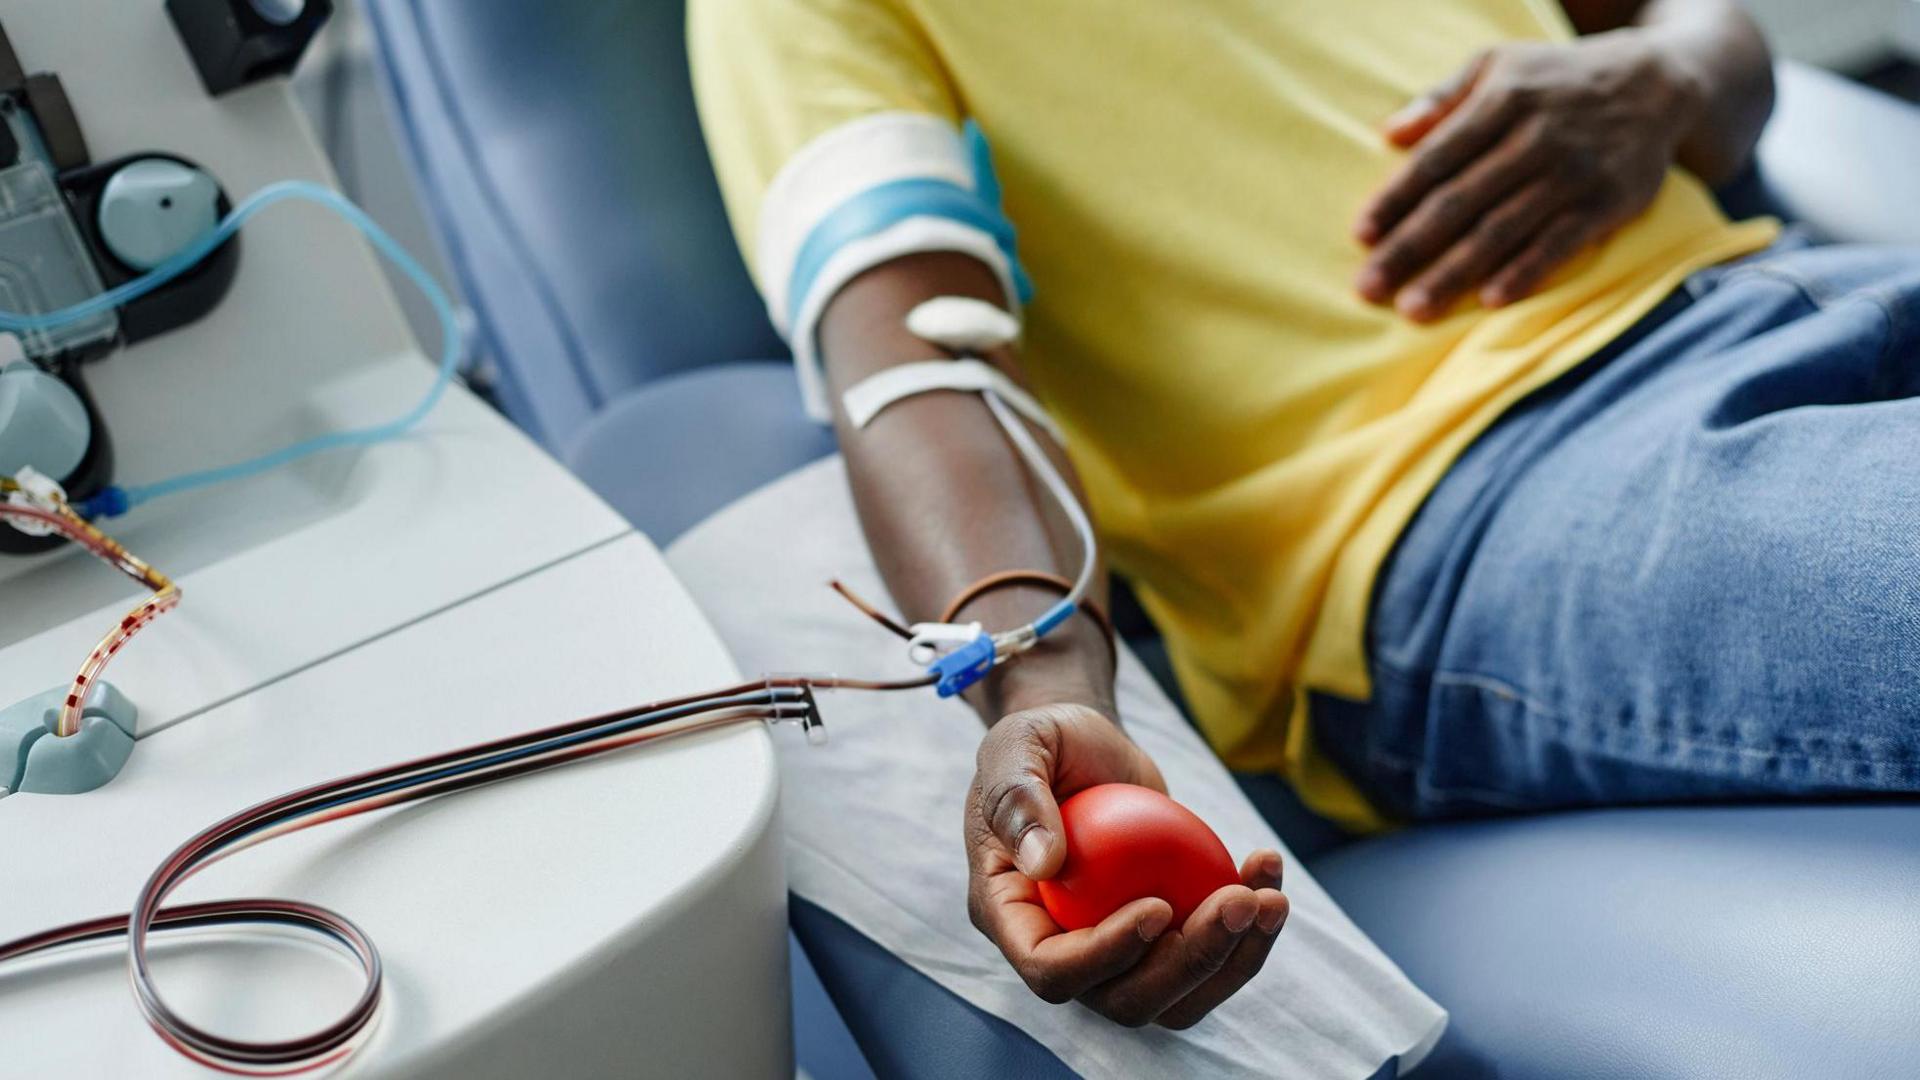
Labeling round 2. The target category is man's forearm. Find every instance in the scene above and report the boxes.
[1572,0,1774,186]
[818,252,1117,722]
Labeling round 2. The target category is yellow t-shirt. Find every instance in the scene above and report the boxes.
[691,0,1777,828]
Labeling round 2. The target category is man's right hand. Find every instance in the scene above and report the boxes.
[965,703,1291,1028]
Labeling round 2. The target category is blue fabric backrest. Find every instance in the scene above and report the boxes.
[365,0,785,451]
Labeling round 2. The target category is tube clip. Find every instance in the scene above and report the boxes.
[928,632,997,698]
[3,466,66,536]
[766,683,829,746]
[0,680,137,798]
[906,620,983,666]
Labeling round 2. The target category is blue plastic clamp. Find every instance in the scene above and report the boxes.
[930,633,997,698]
[0,680,137,797]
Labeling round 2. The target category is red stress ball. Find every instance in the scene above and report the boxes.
[1036,783,1240,931]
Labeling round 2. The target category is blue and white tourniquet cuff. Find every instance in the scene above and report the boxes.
[756,111,1032,421]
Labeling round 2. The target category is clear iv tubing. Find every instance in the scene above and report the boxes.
[981,389,1097,649]
[0,180,460,518]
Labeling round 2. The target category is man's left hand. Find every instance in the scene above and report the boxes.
[1352,34,1705,321]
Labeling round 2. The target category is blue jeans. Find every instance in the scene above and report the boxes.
[1317,241,1920,819]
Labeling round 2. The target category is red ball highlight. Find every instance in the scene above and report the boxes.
[1035,783,1240,931]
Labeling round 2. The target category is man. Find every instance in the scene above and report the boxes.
[692,0,1918,1029]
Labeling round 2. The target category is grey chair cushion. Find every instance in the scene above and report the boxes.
[1755,63,1920,245]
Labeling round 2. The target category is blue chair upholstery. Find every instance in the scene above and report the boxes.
[364,0,783,452]
[792,898,1073,1080]
[562,362,834,544]
[366,3,1920,1074]
[1313,805,1920,1079]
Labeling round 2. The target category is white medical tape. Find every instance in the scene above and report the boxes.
[841,359,1062,442]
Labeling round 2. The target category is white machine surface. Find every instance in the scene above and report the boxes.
[0,3,788,1075]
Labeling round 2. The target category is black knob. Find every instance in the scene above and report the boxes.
[165,0,334,97]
